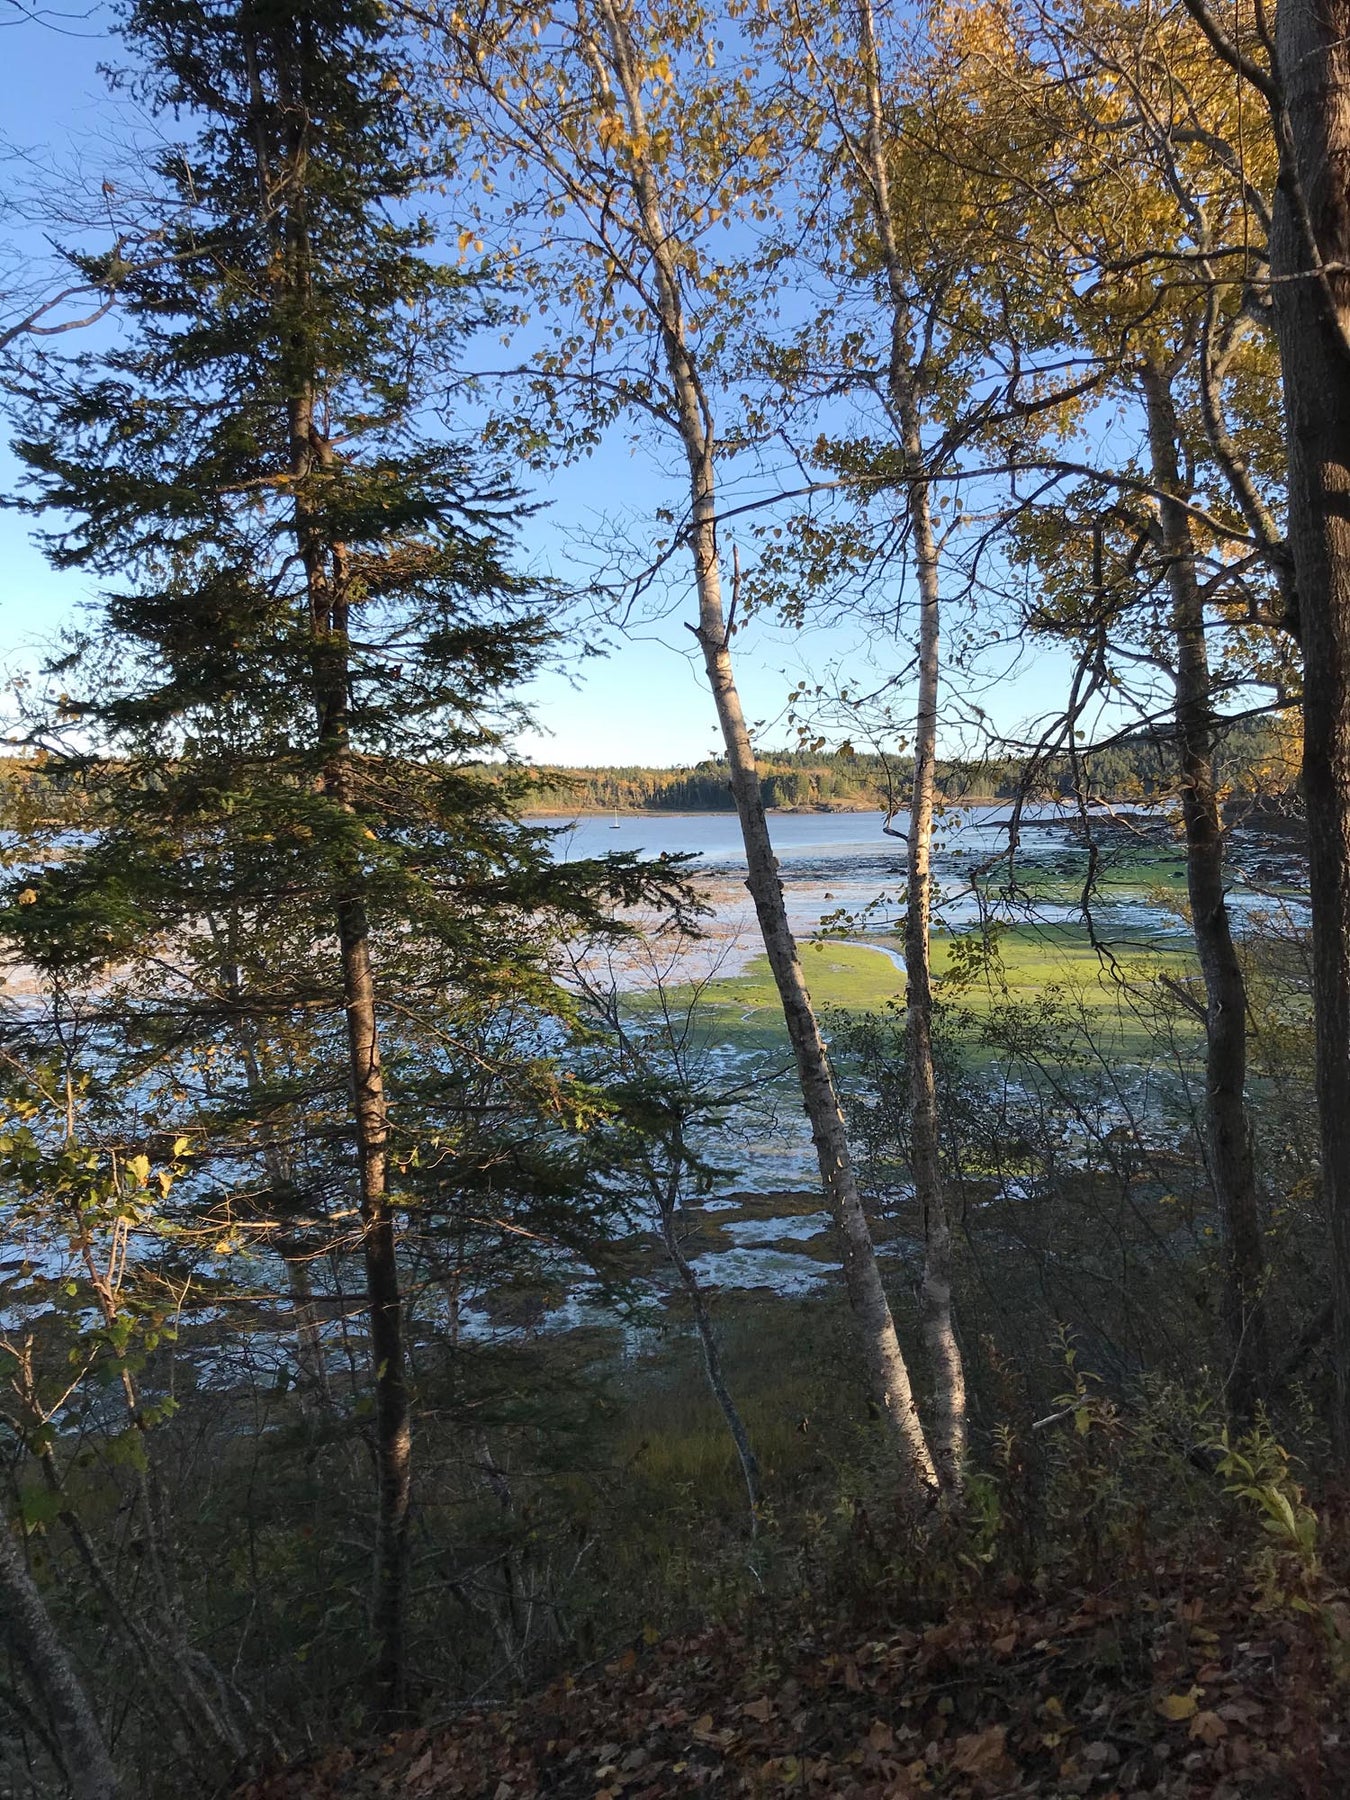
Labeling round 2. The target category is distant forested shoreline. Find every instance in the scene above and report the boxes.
[523,717,1300,814]
[1,715,1299,827]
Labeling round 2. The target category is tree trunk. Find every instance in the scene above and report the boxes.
[1141,356,1267,1417]
[591,0,938,1498]
[902,459,966,1491]
[855,0,966,1492]
[261,16,412,1702]
[334,895,410,1710]
[1267,0,1350,1454]
[0,1515,117,1800]
[689,555,936,1491]
[291,379,412,1714]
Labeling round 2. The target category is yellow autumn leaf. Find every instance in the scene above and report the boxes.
[1156,1690,1199,1721]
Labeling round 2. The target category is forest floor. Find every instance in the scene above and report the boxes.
[226,818,1319,1798]
[236,1540,1350,1798]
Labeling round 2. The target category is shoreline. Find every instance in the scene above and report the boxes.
[520,797,1165,818]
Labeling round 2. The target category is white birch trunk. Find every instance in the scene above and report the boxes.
[588,0,938,1495]
[902,460,966,1491]
[855,0,966,1491]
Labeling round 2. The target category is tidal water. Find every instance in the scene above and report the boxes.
[5,806,1309,1371]
[540,804,1303,974]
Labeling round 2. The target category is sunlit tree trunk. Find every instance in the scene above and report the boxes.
[590,0,938,1496]
[855,0,966,1492]
[901,462,966,1490]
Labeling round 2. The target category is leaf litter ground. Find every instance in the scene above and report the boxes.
[236,1550,1350,1798]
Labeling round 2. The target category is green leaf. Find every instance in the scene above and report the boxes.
[18,1486,63,1530]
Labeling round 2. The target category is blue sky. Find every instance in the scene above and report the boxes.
[0,0,1086,768]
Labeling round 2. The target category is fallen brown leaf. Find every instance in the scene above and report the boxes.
[950,1723,1009,1777]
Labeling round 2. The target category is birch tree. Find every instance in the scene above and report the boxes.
[738,0,1102,1487]
[748,0,993,1494]
[1036,0,1289,1413]
[851,0,965,1491]
[441,0,938,1493]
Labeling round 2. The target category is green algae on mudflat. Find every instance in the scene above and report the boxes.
[633,928,1198,1061]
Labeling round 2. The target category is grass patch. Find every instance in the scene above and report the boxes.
[641,928,1198,1062]
[960,836,1304,909]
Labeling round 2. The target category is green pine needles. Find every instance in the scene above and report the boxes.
[4,0,691,1722]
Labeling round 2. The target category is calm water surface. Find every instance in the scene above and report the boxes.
[543,806,1063,941]
[539,805,1302,952]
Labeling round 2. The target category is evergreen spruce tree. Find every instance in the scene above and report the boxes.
[4,0,683,1718]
